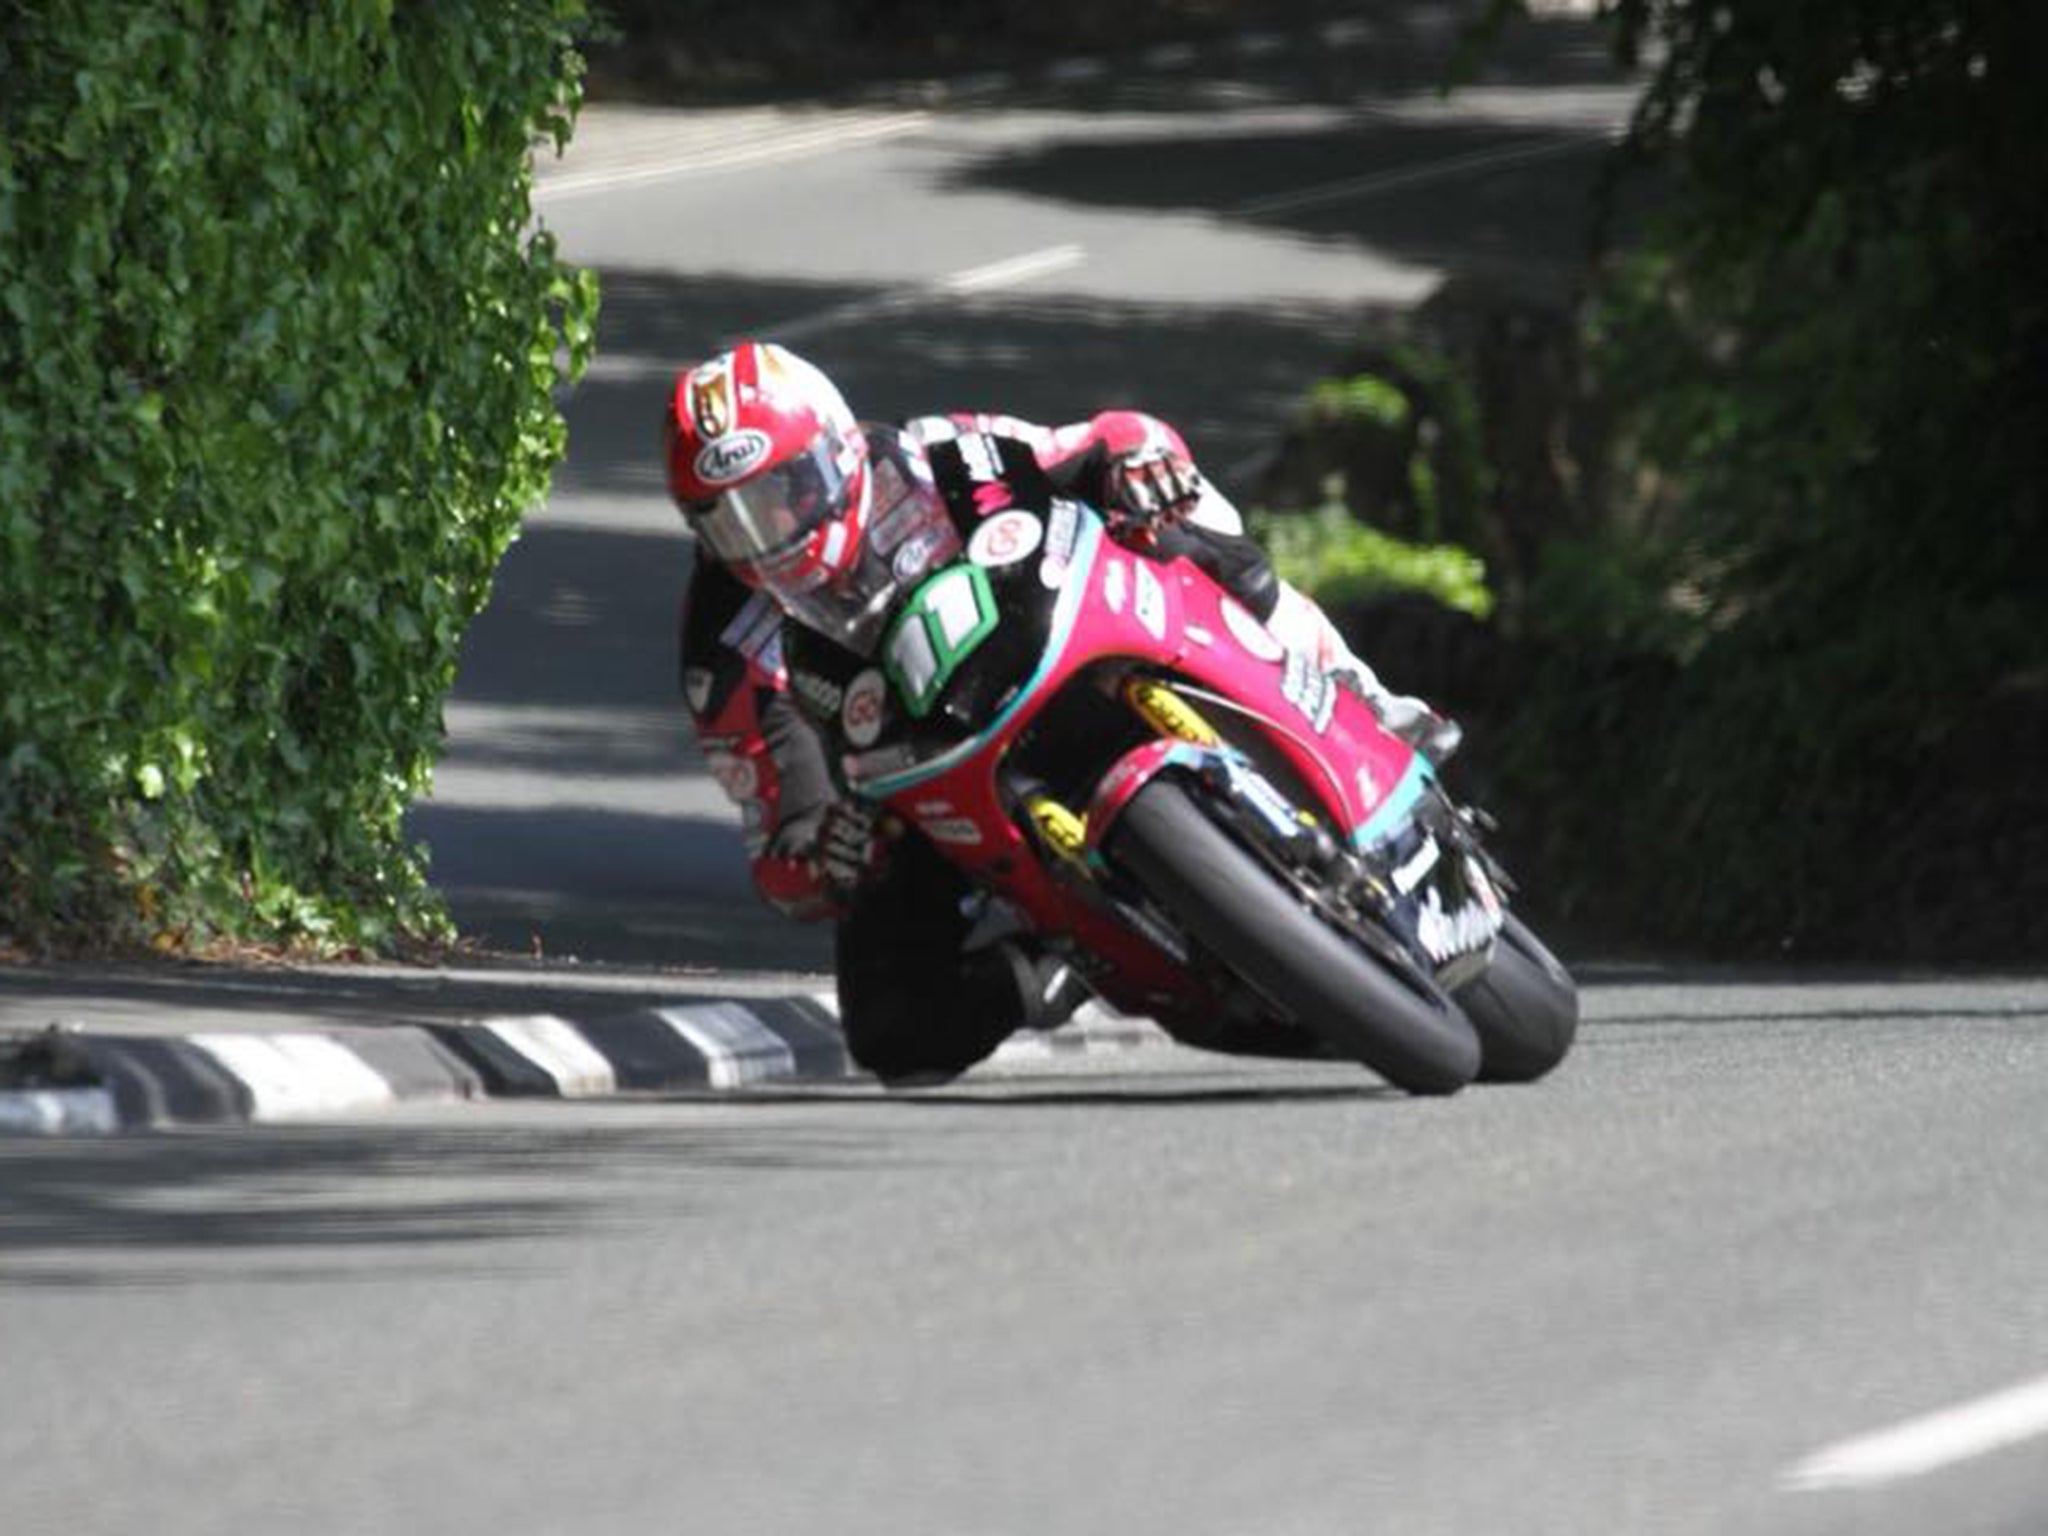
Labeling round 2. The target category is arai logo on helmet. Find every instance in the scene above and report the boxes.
[694,429,773,486]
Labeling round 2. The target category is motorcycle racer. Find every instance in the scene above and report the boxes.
[665,340,1456,1082]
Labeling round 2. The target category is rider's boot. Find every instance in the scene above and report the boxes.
[1265,583,1463,763]
[996,941,1094,1033]
[961,898,1094,1033]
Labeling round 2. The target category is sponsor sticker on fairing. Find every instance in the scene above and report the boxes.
[1039,500,1081,588]
[1220,596,1285,662]
[1103,559,1128,614]
[1134,562,1167,641]
[968,510,1043,569]
[1281,649,1337,734]
[694,429,773,486]
[922,817,985,847]
[841,669,888,748]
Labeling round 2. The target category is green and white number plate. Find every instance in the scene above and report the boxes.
[882,564,998,718]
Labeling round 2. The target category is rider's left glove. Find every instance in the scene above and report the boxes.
[1107,448,1204,537]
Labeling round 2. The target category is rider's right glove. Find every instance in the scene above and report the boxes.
[814,797,889,898]
[1106,447,1205,539]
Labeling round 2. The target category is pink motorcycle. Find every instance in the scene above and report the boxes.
[802,457,1577,1095]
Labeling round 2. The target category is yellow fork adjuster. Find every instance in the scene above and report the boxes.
[1124,678,1220,746]
[1026,795,1089,861]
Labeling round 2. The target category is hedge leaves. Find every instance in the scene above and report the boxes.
[0,2,599,951]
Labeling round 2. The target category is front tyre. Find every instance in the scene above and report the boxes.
[1109,779,1481,1095]
[1455,915,1579,1083]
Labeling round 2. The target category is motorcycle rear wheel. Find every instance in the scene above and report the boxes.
[1454,915,1579,1083]
[1109,779,1481,1095]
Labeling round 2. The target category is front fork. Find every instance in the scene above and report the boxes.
[1021,676,1339,879]
[1017,678,1216,869]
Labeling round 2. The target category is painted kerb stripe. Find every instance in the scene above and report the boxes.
[0,1088,121,1136]
[657,1005,797,1089]
[187,1034,395,1121]
[482,1014,619,1098]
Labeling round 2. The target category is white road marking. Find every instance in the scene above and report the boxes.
[759,244,1085,343]
[1142,42,1197,69]
[1784,1371,2048,1491]
[534,111,931,202]
[1233,134,1617,219]
[189,1034,395,1121]
[482,1014,618,1097]
[941,243,1086,293]
[1233,31,1285,57]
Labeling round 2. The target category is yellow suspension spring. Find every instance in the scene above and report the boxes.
[1124,677,1220,746]
[1026,795,1089,861]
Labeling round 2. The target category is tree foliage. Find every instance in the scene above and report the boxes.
[1491,0,2048,955]
[0,1,599,953]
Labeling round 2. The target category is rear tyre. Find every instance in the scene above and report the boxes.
[1454,915,1578,1083]
[1109,779,1480,1095]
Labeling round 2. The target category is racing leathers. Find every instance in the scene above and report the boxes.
[679,408,1425,1082]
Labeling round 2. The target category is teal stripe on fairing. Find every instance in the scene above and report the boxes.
[856,518,1106,800]
[1350,753,1432,848]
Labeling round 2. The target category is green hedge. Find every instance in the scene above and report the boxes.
[0,1,599,952]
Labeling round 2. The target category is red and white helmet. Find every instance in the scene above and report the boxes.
[665,341,870,597]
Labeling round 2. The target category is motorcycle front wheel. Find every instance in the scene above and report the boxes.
[1108,778,1481,1095]
[1454,914,1579,1083]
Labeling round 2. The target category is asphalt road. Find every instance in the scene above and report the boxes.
[5,973,2046,1535]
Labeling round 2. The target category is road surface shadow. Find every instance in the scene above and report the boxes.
[0,1119,870,1290]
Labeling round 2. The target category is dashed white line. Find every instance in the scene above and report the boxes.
[1784,1371,2048,1492]
[1233,134,1617,218]
[1142,42,1198,69]
[941,243,1086,294]
[1233,31,1286,57]
[534,111,931,202]
[759,243,1084,344]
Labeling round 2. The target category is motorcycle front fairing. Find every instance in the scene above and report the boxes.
[816,495,1496,1007]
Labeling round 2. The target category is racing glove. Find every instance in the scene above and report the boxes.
[1107,447,1205,537]
[814,797,889,898]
